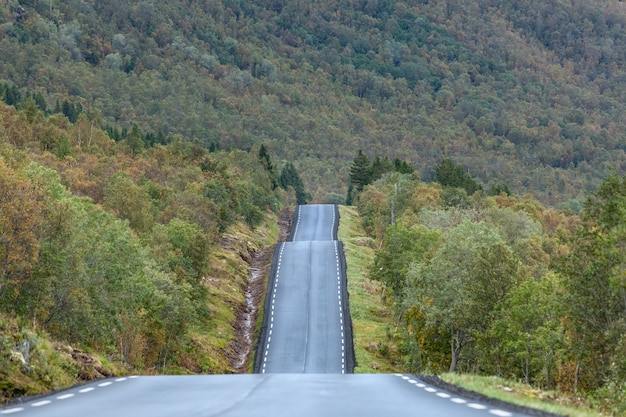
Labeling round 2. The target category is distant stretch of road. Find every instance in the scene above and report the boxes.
[255,204,354,374]
[0,204,545,417]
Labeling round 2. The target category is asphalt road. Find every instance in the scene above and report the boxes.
[290,205,338,242]
[257,240,348,373]
[1,204,546,417]
[257,204,351,373]
[1,374,535,417]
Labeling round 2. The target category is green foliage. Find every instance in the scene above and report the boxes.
[2,1,626,204]
[554,172,626,394]
[258,144,278,190]
[348,151,415,205]
[370,223,440,302]
[404,221,517,373]
[103,173,154,233]
[0,98,285,386]
[349,150,371,196]
[354,169,625,411]
[435,159,482,196]
[279,162,310,205]
[488,274,563,388]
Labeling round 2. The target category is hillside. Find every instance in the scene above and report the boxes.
[2,0,626,205]
[345,169,625,415]
[0,99,287,402]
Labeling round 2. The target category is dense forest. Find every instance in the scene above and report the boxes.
[0,98,293,400]
[346,156,625,414]
[2,1,626,206]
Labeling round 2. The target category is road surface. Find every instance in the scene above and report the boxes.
[256,204,353,373]
[0,374,535,417]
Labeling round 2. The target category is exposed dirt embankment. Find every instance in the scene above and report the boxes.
[228,208,293,373]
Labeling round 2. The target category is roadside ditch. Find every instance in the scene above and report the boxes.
[228,208,293,373]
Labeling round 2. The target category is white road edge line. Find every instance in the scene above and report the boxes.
[489,410,513,417]
[0,408,24,414]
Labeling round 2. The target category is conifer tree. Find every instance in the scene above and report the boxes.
[435,159,482,195]
[258,144,278,189]
[279,162,309,205]
[349,150,371,192]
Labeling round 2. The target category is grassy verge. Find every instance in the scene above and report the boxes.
[440,373,609,417]
[338,205,403,373]
[196,210,280,374]
[0,314,125,404]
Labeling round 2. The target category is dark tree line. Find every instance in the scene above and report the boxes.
[347,150,415,205]
[279,161,310,205]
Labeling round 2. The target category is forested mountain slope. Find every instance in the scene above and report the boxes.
[0,99,286,401]
[2,0,626,205]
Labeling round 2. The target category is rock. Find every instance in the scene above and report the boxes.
[14,340,30,364]
[10,351,26,365]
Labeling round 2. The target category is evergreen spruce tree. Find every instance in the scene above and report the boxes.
[258,144,278,189]
[349,150,371,192]
[435,159,482,195]
[280,162,310,205]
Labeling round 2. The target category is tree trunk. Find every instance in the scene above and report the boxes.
[525,335,531,385]
[449,329,463,373]
[574,361,580,393]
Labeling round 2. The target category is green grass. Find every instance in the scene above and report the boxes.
[440,373,609,417]
[199,211,280,374]
[338,205,403,373]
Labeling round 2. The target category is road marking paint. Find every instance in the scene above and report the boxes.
[115,377,127,382]
[129,376,139,379]
[450,398,467,404]
[57,393,75,400]
[416,383,426,388]
[98,382,113,387]
[436,393,451,399]
[0,408,24,414]
[489,410,513,417]
[425,387,437,393]
[467,403,488,410]
[31,401,51,407]
[79,387,95,393]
